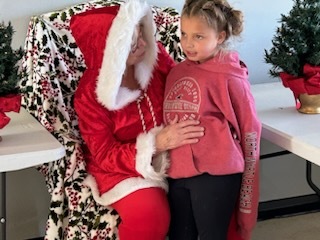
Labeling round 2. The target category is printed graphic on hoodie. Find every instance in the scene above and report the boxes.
[164,77,201,124]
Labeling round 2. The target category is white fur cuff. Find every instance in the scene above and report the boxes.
[135,125,169,181]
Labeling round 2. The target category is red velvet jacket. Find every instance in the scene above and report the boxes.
[70,2,175,206]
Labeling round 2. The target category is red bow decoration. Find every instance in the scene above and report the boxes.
[0,94,21,129]
[280,64,320,100]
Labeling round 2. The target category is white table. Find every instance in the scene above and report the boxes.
[0,107,66,240]
[251,82,320,196]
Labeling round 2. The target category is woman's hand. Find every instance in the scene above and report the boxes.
[155,115,204,153]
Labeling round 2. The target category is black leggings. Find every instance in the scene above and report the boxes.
[168,173,242,240]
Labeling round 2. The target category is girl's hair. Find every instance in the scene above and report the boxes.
[182,0,243,41]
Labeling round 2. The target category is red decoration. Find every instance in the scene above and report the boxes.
[280,64,320,100]
[0,94,21,129]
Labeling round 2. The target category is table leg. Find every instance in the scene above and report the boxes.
[306,161,320,196]
[261,151,320,196]
[0,172,6,240]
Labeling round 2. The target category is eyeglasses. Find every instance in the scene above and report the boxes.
[131,25,144,53]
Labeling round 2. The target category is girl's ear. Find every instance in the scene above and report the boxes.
[218,31,227,44]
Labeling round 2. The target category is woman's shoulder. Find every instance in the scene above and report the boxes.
[154,42,176,77]
[74,71,98,102]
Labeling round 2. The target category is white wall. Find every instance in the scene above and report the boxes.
[147,0,293,84]
[1,0,319,239]
[2,0,293,84]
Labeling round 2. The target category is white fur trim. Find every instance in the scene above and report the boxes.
[135,125,170,181]
[96,0,158,110]
[84,174,168,206]
[83,125,170,206]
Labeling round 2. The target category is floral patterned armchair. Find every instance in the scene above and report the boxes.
[18,0,182,239]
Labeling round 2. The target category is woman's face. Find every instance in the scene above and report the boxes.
[180,15,226,63]
[126,25,147,66]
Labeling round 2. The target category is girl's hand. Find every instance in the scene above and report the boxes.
[155,115,204,153]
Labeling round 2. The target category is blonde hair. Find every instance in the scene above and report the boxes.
[182,0,243,42]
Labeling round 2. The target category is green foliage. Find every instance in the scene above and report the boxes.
[0,21,24,96]
[265,0,320,77]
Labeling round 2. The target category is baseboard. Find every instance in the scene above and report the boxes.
[258,194,320,220]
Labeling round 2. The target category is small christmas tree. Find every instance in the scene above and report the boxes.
[265,0,320,78]
[0,21,24,96]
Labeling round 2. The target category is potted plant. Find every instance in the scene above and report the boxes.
[0,21,24,132]
[264,0,320,114]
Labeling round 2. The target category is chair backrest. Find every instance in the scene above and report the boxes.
[19,0,182,239]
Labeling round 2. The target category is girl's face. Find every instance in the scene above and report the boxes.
[126,25,147,66]
[180,15,226,63]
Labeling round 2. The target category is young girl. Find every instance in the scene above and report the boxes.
[163,0,261,240]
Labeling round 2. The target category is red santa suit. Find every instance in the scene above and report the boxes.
[70,0,174,211]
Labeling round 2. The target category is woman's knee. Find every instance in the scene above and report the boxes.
[111,188,170,234]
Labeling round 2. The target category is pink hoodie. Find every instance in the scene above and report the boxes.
[163,51,261,240]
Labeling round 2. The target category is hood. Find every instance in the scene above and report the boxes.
[186,51,248,79]
[70,0,158,110]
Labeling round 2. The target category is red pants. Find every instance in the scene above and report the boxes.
[111,188,170,240]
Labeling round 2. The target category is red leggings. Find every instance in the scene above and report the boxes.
[111,188,170,240]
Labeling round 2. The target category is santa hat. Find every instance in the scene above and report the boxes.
[70,0,158,110]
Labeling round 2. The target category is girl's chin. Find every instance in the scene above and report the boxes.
[187,55,200,62]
